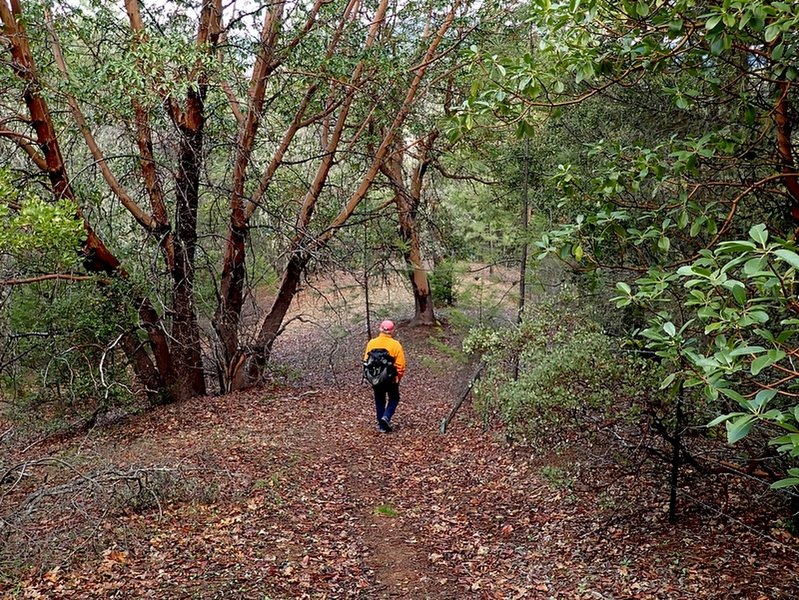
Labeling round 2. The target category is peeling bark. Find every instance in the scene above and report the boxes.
[384,134,438,326]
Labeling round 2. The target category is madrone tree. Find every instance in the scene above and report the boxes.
[0,0,466,400]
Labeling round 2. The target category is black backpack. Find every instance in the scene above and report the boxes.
[363,348,397,386]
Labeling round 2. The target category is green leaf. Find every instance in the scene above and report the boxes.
[749,224,768,245]
[659,373,676,390]
[748,310,769,324]
[764,23,782,43]
[752,389,777,411]
[718,387,748,408]
[726,414,754,444]
[743,256,768,276]
[729,346,766,357]
[709,34,726,55]
[770,478,799,490]
[717,240,756,253]
[663,322,676,337]
[774,248,799,270]
[751,354,774,375]
[707,413,735,428]
[730,282,747,305]
[690,216,705,237]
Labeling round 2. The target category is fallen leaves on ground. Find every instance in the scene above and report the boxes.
[2,324,798,599]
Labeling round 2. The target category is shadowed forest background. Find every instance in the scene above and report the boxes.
[2,0,799,597]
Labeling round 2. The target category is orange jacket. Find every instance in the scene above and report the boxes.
[364,333,406,381]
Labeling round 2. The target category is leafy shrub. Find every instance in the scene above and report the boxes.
[430,259,456,306]
[464,293,663,440]
[1,279,139,420]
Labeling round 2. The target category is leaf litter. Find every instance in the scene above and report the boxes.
[2,318,798,599]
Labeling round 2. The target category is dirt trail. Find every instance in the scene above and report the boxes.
[5,326,799,598]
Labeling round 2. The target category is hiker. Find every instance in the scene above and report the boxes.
[363,320,406,432]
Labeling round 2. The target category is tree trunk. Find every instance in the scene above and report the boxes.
[397,185,435,325]
[162,0,223,399]
[364,224,373,340]
[247,252,307,382]
[386,134,437,326]
[213,3,287,392]
[171,113,207,398]
[214,223,247,392]
[136,297,173,398]
[403,224,436,326]
[397,181,435,325]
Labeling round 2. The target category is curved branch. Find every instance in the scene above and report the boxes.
[0,128,48,170]
[0,274,95,286]
[46,10,156,232]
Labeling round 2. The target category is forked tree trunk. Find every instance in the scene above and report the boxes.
[248,253,306,379]
[160,0,223,399]
[385,134,438,326]
[213,1,288,391]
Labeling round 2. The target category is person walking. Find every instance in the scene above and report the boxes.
[363,320,406,432]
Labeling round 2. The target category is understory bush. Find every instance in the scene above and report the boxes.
[463,292,668,441]
[430,259,456,306]
[463,289,799,526]
[1,280,139,423]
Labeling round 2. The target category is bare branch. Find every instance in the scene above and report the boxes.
[0,274,95,286]
[0,128,47,170]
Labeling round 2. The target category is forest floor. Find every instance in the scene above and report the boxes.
[2,271,799,599]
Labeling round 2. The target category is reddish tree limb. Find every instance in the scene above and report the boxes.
[0,128,48,171]
[0,0,121,275]
[774,80,799,213]
[45,11,157,232]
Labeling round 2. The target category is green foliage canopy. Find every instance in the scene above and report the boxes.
[454,0,799,485]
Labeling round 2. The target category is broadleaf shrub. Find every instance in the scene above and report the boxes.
[464,292,665,441]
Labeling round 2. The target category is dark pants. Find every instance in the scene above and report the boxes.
[373,382,400,425]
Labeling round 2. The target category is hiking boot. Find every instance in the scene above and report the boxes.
[379,417,392,432]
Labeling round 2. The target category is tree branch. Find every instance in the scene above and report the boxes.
[45,10,157,232]
[0,128,48,170]
[0,274,95,286]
